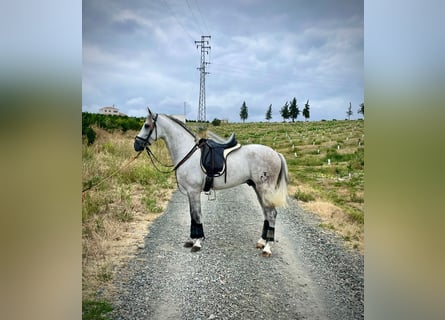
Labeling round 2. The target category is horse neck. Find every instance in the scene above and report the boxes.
[157,115,196,164]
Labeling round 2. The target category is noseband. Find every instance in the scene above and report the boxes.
[135,113,158,148]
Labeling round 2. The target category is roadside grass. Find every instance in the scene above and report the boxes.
[82,127,175,312]
[82,300,113,320]
[209,119,364,252]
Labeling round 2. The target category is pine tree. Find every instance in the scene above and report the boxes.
[358,102,364,117]
[265,104,272,122]
[289,97,299,122]
[346,102,353,120]
[303,99,310,121]
[280,101,290,122]
[240,101,248,123]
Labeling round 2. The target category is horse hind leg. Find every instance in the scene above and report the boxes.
[258,213,276,257]
[255,189,278,256]
[249,183,277,257]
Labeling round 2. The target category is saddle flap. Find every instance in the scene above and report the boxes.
[199,136,241,177]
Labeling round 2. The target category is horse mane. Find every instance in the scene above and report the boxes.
[164,114,197,139]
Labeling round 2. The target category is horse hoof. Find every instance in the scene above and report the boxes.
[190,238,202,252]
[184,240,194,248]
[256,238,266,249]
[261,250,272,257]
[261,242,272,257]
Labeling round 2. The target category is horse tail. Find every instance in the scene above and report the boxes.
[265,152,289,208]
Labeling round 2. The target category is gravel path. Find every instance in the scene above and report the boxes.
[111,184,363,319]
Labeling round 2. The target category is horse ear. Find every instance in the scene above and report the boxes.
[147,107,152,117]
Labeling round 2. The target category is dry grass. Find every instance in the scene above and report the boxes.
[288,184,364,252]
[299,200,364,252]
[82,127,175,300]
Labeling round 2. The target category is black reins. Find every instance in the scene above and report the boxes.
[137,113,202,174]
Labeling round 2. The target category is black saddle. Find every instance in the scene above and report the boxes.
[198,133,241,192]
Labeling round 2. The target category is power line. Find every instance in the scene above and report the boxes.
[160,0,195,44]
[185,0,204,35]
[209,62,287,84]
[193,0,210,35]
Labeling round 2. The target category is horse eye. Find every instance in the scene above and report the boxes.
[144,123,150,129]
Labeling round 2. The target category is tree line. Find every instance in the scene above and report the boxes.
[239,99,364,122]
[82,112,145,144]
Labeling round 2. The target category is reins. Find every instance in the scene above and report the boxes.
[145,139,204,174]
[144,146,174,173]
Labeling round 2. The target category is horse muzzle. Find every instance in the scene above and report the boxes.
[134,136,148,151]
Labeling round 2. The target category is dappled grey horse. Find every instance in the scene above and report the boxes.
[134,109,289,256]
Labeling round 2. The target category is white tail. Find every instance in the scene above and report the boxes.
[264,153,289,208]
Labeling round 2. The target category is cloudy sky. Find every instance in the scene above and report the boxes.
[82,0,363,122]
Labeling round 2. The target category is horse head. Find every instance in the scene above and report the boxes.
[134,108,158,151]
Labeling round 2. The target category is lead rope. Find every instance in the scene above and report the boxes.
[82,151,143,194]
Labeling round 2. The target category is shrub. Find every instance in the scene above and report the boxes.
[84,126,97,145]
[324,149,353,162]
[82,300,113,320]
[82,112,145,132]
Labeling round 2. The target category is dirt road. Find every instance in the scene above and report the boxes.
[111,184,363,319]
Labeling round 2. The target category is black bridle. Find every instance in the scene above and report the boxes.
[135,112,159,148]
[135,112,201,173]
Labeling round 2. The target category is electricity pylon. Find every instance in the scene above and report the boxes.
[195,35,211,122]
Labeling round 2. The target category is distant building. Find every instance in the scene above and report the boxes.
[99,105,127,116]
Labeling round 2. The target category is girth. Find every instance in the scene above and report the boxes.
[198,134,241,192]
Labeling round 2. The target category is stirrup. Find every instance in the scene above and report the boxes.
[205,189,216,201]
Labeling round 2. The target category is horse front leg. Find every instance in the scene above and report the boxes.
[184,191,205,252]
[256,207,278,257]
